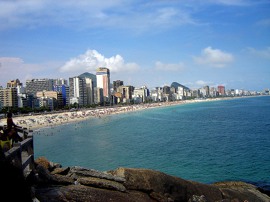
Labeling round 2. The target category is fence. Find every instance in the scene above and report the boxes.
[0,126,34,175]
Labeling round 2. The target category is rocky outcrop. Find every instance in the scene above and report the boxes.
[31,157,270,202]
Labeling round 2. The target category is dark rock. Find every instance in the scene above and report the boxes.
[188,195,207,202]
[49,161,62,170]
[35,156,51,170]
[214,181,270,202]
[35,164,74,185]
[68,166,125,182]
[110,167,223,201]
[51,167,70,175]
[77,177,126,192]
[51,174,75,185]
[35,164,53,183]
[35,185,155,202]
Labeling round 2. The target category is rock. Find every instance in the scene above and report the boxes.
[77,177,126,192]
[35,164,53,183]
[35,164,74,185]
[110,167,223,201]
[51,174,75,185]
[188,195,207,202]
[35,185,155,202]
[51,167,70,175]
[35,156,50,170]
[214,181,270,202]
[68,166,125,182]
[49,161,62,170]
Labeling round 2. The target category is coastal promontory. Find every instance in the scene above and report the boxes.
[2,154,269,202]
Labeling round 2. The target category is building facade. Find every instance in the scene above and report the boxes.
[69,76,94,106]
[7,79,22,88]
[36,91,63,109]
[26,79,54,96]
[96,67,110,102]
[0,87,18,108]
[218,85,226,96]
[113,80,124,91]
[53,85,69,106]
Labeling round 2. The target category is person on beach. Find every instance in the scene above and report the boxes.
[6,112,23,143]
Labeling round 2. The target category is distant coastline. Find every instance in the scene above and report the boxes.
[0,96,264,131]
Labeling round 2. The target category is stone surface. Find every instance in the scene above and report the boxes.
[110,167,223,201]
[68,166,126,182]
[51,167,70,175]
[77,177,127,192]
[1,148,269,202]
[35,185,155,202]
[214,181,270,202]
[35,156,51,170]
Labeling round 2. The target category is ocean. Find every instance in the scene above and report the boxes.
[34,96,270,190]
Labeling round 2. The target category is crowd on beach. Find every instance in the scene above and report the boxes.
[0,99,221,131]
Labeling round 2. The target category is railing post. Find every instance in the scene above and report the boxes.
[2,127,35,175]
[23,128,28,139]
[12,143,23,169]
[28,134,34,170]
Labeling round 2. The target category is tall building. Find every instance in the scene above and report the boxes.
[218,85,226,96]
[163,86,171,94]
[94,87,104,104]
[53,85,69,106]
[53,78,68,86]
[203,86,210,97]
[113,80,123,91]
[96,67,110,101]
[7,79,21,88]
[133,86,149,103]
[85,78,94,105]
[0,87,18,108]
[26,79,54,96]
[69,77,82,105]
[36,91,64,109]
[69,76,94,106]
[117,85,134,101]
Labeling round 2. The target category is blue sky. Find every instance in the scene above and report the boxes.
[0,0,269,91]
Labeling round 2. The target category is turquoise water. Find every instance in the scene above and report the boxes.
[34,96,270,189]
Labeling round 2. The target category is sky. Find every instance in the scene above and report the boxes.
[0,0,270,91]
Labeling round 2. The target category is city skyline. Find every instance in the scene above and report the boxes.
[0,1,270,91]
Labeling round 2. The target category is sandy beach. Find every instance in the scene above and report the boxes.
[0,98,223,131]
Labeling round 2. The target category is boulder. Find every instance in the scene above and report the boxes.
[68,166,125,182]
[35,156,51,170]
[214,181,270,202]
[51,167,70,175]
[31,164,270,202]
[35,185,155,202]
[77,177,126,192]
[110,167,223,201]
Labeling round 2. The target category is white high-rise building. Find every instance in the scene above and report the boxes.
[69,76,94,106]
[69,77,80,105]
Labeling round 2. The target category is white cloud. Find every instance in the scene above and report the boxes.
[196,80,209,86]
[193,46,234,68]
[247,47,270,59]
[0,57,61,86]
[155,61,185,71]
[59,49,140,74]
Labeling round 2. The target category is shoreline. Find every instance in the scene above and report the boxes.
[0,96,258,131]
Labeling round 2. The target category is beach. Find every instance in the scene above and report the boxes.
[0,98,224,130]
